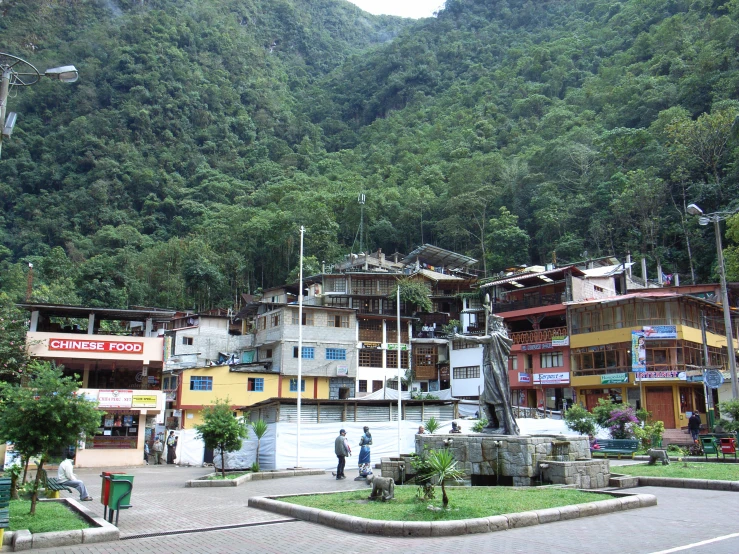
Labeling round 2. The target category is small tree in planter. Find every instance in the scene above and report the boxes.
[195,398,248,478]
[0,361,101,515]
[250,419,268,472]
[424,417,441,434]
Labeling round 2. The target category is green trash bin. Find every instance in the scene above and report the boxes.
[107,475,134,525]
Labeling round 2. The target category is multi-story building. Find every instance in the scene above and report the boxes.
[20,303,173,467]
[567,288,735,428]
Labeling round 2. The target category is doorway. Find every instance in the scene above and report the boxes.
[646,387,676,428]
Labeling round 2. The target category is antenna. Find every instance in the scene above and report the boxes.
[358,192,366,254]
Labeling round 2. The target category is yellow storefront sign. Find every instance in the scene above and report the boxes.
[131,394,158,408]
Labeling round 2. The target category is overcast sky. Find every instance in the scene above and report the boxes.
[346,0,445,18]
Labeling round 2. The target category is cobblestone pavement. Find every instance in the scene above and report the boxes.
[26,465,739,554]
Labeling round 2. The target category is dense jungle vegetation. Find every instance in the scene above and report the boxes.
[1,0,739,310]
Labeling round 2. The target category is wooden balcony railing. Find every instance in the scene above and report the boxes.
[491,293,565,314]
[509,326,567,345]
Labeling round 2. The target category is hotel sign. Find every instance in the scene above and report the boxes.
[49,338,144,354]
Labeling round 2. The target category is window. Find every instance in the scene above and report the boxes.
[326,348,347,360]
[415,346,437,367]
[270,313,280,327]
[358,380,368,393]
[359,348,383,367]
[292,311,314,326]
[190,376,212,391]
[453,366,481,379]
[247,377,264,392]
[386,350,409,368]
[182,336,193,346]
[264,349,273,359]
[510,357,518,371]
[540,351,564,368]
[289,379,306,392]
[372,380,383,392]
[328,313,350,328]
[328,278,346,293]
[164,376,178,390]
[525,354,534,370]
[293,346,315,359]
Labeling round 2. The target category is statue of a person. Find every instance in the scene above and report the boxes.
[452,296,519,435]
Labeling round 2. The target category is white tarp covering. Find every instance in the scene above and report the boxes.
[181,416,575,471]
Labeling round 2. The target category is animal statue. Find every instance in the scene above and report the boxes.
[366,474,395,501]
[647,448,670,465]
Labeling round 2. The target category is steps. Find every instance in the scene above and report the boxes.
[661,428,693,447]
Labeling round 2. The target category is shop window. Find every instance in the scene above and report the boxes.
[358,380,367,393]
[326,348,347,360]
[293,346,315,359]
[190,376,212,391]
[289,379,306,392]
[182,336,193,346]
[247,377,264,392]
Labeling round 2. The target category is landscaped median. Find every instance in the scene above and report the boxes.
[248,487,657,537]
[610,462,739,491]
[187,468,325,487]
[3,498,119,551]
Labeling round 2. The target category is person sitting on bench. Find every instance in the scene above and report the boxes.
[58,449,93,501]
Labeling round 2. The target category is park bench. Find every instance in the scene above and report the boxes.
[0,477,10,535]
[38,468,73,498]
[590,438,639,459]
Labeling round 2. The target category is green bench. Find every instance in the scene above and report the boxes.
[590,438,639,459]
[38,468,73,498]
[0,477,10,533]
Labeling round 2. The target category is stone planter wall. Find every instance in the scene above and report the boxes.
[539,459,610,489]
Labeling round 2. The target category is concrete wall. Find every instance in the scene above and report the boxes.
[449,342,484,397]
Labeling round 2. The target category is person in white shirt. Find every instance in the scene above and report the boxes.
[58,450,93,501]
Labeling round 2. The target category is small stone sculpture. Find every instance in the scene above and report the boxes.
[366,474,395,501]
[647,448,670,465]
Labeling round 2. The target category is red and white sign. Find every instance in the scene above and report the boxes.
[533,372,570,385]
[49,338,144,354]
[97,390,134,409]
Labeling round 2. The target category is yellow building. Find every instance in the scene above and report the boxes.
[175,365,331,428]
[567,291,736,429]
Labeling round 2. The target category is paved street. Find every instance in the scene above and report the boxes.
[24,463,739,554]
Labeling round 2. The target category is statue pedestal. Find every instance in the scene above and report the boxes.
[415,433,609,488]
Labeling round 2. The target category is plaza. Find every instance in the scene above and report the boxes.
[20,462,739,554]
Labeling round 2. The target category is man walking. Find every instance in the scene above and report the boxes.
[688,410,702,442]
[333,429,351,479]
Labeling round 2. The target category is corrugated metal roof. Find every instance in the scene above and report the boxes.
[416,268,464,281]
[480,266,585,288]
[402,244,478,268]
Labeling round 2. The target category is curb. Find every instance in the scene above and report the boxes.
[631,476,739,491]
[247,490,657,537]
[187,468,325,487]
[3,498,119,551]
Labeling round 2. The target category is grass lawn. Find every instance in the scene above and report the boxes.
[206,472,250,480]
[615,462,739,481]
[9,500,91,533]
[280,486,606,522]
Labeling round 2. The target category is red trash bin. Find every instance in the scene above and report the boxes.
[100,472,124,505]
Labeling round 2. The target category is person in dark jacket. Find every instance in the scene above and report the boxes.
[688,411,702,441]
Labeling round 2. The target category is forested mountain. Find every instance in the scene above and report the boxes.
[1,0,739,311]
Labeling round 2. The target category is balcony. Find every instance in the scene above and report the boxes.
[510,326,567,345]
[491,293,565,314]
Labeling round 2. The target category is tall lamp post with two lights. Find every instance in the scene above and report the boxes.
[0,52,78,158]
[687,203,739,400]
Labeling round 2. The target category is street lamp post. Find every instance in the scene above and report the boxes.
[687,203,739,399]
[0,53,78,158]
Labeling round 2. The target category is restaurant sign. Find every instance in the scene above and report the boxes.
[49,338,144,354]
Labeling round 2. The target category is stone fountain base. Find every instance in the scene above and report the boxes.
[413,433,609,488]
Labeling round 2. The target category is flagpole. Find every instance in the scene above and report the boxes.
[397,285,402,455]
[297,225,304,468]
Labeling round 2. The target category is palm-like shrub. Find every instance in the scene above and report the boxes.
[426,448,465,507]
[424,417,441,434]
[251,419,269,472]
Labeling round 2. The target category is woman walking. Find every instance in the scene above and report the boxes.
[358,426,373,478]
